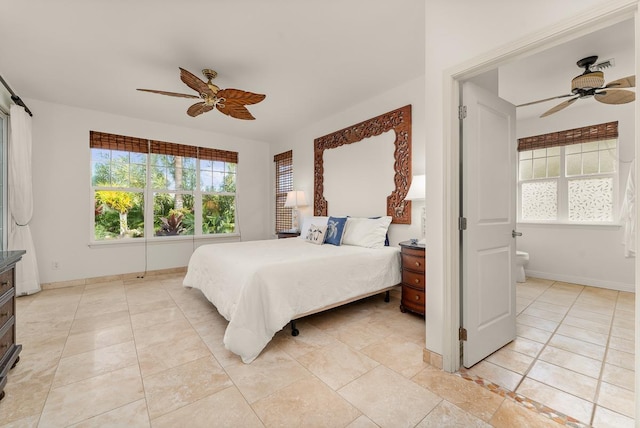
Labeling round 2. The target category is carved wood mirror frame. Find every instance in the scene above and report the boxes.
[313,104,412,224]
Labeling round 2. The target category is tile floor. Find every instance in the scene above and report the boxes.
[0,273,570,427]
[465,277,636,427]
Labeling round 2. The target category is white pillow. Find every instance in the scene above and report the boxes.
[298,216,329,239]
[304,224,327,245]
[342,216,392,248]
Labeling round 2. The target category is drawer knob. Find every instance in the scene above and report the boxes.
[414,278,420,284]
[415,261,421,267]
[415,295,420,301]
[0,312,7,317]
[0,282,7,286]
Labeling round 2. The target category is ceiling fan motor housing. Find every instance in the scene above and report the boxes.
[571,71,604,93]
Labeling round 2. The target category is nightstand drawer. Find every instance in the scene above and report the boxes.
[401,286,425,314]
[403,270,425,289]
[401,253,425,273]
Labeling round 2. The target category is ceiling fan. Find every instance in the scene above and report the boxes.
[137,68,266,120]
[517,56,635,117]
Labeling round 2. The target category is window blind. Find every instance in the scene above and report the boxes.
[517,121,618,152]
[274,150,293,233]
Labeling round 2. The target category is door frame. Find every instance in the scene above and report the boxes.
[442,0,639,376]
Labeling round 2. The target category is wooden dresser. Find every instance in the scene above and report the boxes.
[0,250,25,401]
[399,241,425,316]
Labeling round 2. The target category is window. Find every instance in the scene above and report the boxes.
[90,131,238,241]
[274,150,293,232]
[518,121,618,223]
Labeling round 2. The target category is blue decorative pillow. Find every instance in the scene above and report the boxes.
[324,216,347,246]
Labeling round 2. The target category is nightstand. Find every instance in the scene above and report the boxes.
[277,230,301,239]
[399,241,425,315]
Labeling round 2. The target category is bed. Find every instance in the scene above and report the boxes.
[183,216,401,363]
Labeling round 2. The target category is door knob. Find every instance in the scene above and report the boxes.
[512,230,522,238]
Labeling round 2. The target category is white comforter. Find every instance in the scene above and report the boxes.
[183,238,401,363]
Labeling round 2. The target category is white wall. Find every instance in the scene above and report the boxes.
[27,99,272,284]
[516,101,635,291]
[425,0,620,355]
[269,76,426,246]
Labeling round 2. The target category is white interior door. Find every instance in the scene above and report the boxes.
[462,82,517,368]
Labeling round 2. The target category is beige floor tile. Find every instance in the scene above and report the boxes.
[601,363,634,392]
[136,330,211,376]
[489,397,562,428]
[526,360,598,401]
[597,381,635,419]
[529,300,569,315]
[225,348,312,403]
[130,306,186,330]
[516,378,593,424]
[416,400,492,427]
[568,307,612,325]
[39,365,144,428]
[143,355,232,419]
[345,415,379,428]
[505,337,544,358]
[548,334,606,360]
[611,324,634,340]
[561,315,611,335]
[361,335,428,378]
[62,323,134,357]
[1,371,54,425]
[592,405,635,428]
[253,377,360,427]
[516,324,553,344]
[555,324,608,347]
[608,335,634,354]
[68,399,150,427]
[412,367,504,422]
[151,386,262,428]
[271,320,341,359]
[297,342,379,390]
[486,347,534,375]
[522,306,565,322]
[516,313,559,333]
[69,309,131,335]
[338,365,442,427]
[571,301,615,316]
[538,346,602,378]
[605,348,635,371]
[612,315,635,330]
[52,341,138,388]
[464,360,522,391]
[326,316,393,350]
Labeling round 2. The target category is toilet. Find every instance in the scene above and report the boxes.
[515,251,529,283]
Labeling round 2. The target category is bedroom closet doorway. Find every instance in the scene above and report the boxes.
[441,0,639,396]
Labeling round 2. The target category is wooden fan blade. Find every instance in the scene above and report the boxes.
[604,75,635,89]
[595,89,635,105]
[540,97,579,118]
[216,102,256,120]
[517,93,573,107]
[137,88,200,99]
[218,88,266,105]
[179,68,214,97]
[187,102,214,117]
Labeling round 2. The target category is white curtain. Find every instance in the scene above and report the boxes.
[8,104,40,294]
[621,159,636,258]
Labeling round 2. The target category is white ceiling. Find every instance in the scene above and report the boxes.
[0,1,426,144]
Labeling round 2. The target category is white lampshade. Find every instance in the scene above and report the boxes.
[284,190,308,208]
[405,174,425,200]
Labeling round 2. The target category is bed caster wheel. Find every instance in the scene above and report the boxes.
[384,291,390,303]
[400,305,407,313]
[291,328,299,337]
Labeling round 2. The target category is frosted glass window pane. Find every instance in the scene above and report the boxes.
[521,181,557,221]
[566,144,581,154]
[533,149,546,158]
[533,158,547,178]
[599,139,616,150]
[519,151,532,160]
[582,151,599,174]
[519,160,532,180]
[568,177,613,221]
[566,154,581,176]
[582,141,598,152]
[600,150,616,173]
[547,147,560,156]
[547,156,560,177]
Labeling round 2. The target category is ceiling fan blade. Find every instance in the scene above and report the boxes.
[595,89,636,105]
[137,88,200,99]
[517,93,573,108]
[187,102,214,117]
[540,97,579,118]
[216,101,256,120]
[179,68,214,97]
[217,88,266,106]
[604,75,635,89]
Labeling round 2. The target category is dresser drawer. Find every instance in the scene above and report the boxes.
[402,270,425,289]
[0,269,12,297]
[401,286,425,314]
[403,252,425,270]
[0,290,13,329]
[0,316,14,362]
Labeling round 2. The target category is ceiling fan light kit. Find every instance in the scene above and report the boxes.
[518,55,635,117]
[137,67,266,120]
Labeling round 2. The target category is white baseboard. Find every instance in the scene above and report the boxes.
[525,269,635,293]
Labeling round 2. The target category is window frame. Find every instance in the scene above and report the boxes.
[274,150,293,233]
[517,122,619,225]
[90,131,239,244]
